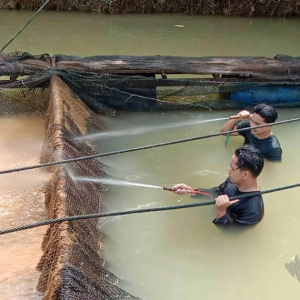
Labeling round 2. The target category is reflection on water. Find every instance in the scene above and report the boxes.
[0,116,48,300]
[97,108,300,300]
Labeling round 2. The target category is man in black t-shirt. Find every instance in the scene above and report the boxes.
[172,145,264,225]
[220,104,282,161]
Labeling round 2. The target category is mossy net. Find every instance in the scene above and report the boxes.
[1,52,300,117]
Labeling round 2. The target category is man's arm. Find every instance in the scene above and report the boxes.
[220,110,251,136]
[267,148,282,161]
[213,194,239,225]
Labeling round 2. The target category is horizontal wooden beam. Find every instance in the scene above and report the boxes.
[1,55,299,81]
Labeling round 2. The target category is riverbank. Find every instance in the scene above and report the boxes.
[0,0,299,16]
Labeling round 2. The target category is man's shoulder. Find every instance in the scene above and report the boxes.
[236,120,250,130]
[270,134,281,148]
[236,121,251,138]
[247,193,264,204]
[265,134,282,161]
[228,192,264,225]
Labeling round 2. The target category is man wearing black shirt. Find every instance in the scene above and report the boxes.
[173,145,264,225]
[220,104,282,161]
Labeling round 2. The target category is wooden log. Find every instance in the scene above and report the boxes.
[56,56,300,80]
[0,55,299,81]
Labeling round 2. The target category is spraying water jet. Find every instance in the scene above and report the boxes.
[75,117,229,142]
[74,177,213,198]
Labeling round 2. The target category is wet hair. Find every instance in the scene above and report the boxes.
[253,104,278,123]
[235,145,264,178]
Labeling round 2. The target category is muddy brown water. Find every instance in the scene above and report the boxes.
[1,10,300,300]
[0,116,48,300]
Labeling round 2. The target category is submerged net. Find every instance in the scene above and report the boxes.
[0,86,49,115]
[37,76,140,300]
[1,52,300,116]
[0,76,140,300]
[1,52,300,299]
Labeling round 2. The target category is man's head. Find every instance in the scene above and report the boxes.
[228,145,264,185]
[250,104,278,137]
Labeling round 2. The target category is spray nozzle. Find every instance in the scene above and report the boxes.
[163,186,178,192]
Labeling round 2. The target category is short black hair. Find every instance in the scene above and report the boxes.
[235,145,264,178]
[253,104,278,123]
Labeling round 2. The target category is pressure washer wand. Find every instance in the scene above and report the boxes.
[163,186,213,199]
[229,114,241,120]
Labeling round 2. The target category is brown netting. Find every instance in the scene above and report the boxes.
[1,51,300,299]
[1,52,300,113]
[0,87,49,115]
[37,76,139,300]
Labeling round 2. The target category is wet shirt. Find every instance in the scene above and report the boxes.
[211,178,264,225]
[236,121,282,161]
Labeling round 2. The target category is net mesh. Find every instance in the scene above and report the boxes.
[1,52,300,298]
[1,52,300,116]
[26,76,139,300]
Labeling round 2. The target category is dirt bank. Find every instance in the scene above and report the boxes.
[0,0,299,16]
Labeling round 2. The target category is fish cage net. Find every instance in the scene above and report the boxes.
[0,74,141,300]
[37,77,141,300]
[1,52,300,299]
[1,52,300,116]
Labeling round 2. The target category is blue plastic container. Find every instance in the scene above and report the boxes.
[230,86,300,104]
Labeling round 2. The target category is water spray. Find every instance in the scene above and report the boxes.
[74,177,213,198]
[75,116,230,142]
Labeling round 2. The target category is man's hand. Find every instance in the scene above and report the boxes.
[221,110,251,135]
[172,183,194,195]
[237,110,251,120]
[215,195,239,219]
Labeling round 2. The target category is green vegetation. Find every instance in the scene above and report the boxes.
[0,0,299,16]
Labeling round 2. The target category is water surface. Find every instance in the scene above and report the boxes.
[96,109,300,300]
[1,10,300,300]
[0,116,48,300]
[1,11,300,56]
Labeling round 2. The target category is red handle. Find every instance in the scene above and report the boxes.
[163,187,213,199]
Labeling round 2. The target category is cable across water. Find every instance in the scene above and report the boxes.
[0,117,299,176]
[0,181,299,236]
[0,0,52,52]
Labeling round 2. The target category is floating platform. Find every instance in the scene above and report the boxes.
[1,52,300,113]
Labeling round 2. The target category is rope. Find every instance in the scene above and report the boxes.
[0,0,52,52]
[0,181,299,236]
[0,117,299,176]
